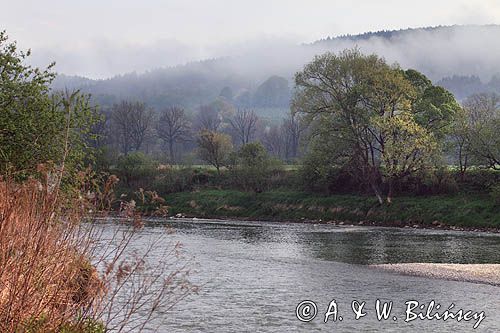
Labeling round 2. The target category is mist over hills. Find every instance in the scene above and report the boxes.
[52,24,500,110]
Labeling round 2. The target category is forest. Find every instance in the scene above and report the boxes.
[2,30,499,227]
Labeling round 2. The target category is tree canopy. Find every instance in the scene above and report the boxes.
[292,49,460,203]
[0,31,99,176]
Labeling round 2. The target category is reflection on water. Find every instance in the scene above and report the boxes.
[169,219,500,265]
[105,219,500,332]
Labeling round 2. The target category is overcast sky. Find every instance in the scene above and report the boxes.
[2,0,500,78]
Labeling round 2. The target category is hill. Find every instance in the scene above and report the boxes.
[52,25,500,110]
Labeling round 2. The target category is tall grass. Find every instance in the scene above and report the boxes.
[0,170,196,332]
[0,173,104,331]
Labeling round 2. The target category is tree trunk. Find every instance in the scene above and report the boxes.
[371,183,384,205]
[169,140,174,164]
[386,179,394,204]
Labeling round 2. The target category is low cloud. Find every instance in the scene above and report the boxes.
[28,25,500,82]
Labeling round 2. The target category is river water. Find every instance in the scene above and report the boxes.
[104,218,500,332]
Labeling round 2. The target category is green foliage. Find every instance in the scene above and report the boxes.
[196,130,233,173]
[461,93,500,169]
[0,31,54,173]
[490,183,500,205]
[165,189,500,227]
[23,316,105,333]
[375,111,437,181]
[153,166,216,194]
[229,142,283,192]
[292,48,459,202]
[113,152,159,188]
[0,31,100,177]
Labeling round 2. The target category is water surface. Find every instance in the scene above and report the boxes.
[106,219,500,332]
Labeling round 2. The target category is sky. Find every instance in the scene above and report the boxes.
[2,0,500,78]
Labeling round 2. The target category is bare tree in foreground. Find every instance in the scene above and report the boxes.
[157,106,191,163]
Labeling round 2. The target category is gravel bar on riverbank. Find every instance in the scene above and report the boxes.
[372,263,500,286]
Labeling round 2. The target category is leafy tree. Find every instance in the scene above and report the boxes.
[461,93,500,169]
[51,90,102,174]
[405,69,460,137]
[232,142,281,192]
[253,76,291,107]
[196,130,233,174]
[0,31,99,176]
[113,151,158,188]
[293,49,457,203]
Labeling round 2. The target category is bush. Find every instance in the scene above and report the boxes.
[491,183,500,205]
[153,167,198,194]
[112,152,158,189]
[228,143,283,192]
[455,169,500,193]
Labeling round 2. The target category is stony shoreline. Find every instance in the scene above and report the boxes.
[372,263,500,286]
[170,213,500,234]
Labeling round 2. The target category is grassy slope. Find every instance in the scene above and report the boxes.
[164,190,500,228]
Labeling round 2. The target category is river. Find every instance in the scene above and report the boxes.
[102,218,500,332]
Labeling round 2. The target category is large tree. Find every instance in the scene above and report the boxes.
[157,106,191,163]
[293,49,459,203]
[0,31,99,175]
[229,109,258,146]
[110,101,154,155]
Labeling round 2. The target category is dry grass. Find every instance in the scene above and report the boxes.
[0,173,104,332]
[0,170,196,332]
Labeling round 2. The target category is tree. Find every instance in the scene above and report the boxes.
[292,49,457,203]
[110,101,154,155]
[282,114,304,160]
[219,86,233,101]
[157,106,191,163]
[194,104,221,132]
[196,131,233,174]
[0,31,99,176]
[253,76,291,107]
[51,90,102,174]
[450,106,474,177]
[232,142,282,192]
[461,93,500,169]
[229,109,258,145]
[262,125,284,158]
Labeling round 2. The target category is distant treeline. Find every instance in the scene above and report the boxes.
[52,71,292,111]
[437,75,500,100]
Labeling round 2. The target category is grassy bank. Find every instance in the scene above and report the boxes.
[164,190,500,228]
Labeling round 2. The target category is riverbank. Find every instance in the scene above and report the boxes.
[372,264,500,286]
[163,190,500,231]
